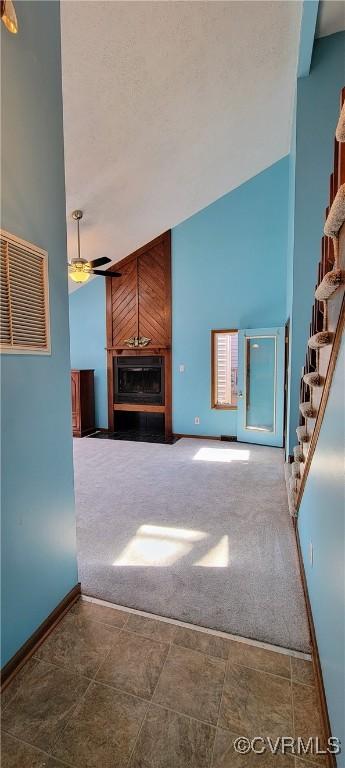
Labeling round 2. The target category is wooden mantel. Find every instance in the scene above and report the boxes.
[106,232,172,438]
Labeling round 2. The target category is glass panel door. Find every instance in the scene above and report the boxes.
[237,327,285,447]
[245,336,276,432]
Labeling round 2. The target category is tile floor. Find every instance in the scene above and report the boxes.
[1,599,325,768]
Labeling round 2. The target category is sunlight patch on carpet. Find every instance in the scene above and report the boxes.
[193,447,250,463]
[194,535,229,568]
[113,524,207,567]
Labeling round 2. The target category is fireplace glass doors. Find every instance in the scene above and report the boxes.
[114,356,164,405]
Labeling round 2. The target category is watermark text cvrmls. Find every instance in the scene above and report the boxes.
[233,736,341,757]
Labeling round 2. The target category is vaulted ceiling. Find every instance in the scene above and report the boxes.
[61,1,303,289]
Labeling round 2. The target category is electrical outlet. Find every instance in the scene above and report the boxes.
[194,416,200,425]
[309,541,313,567]
[179,364,185,373]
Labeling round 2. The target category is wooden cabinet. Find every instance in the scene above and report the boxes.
[108,231,171,350]
[71,369,95,437]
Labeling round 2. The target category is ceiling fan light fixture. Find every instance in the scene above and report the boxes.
[1,0,18,34]
[69,260,92,283]
[69,208,120,283]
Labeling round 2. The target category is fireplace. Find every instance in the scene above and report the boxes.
[114,356,164,405]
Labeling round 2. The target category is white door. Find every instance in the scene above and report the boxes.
[237,327,285,447]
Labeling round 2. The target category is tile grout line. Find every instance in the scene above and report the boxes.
[211,655,228,767]
[146,639,221,730]
[4,659,248,753]
[1,730,77,768]
[4,603,316,767]
[148,700,219,731]
[20,652,306,739]
[47,621,120,764]
[81,594,311,659]
[226,660,294,684]
[34,615,303,705]
[125,637,174,767]
[50,677,95,761]
[125,702,149,767]
[74,603,313,679]
[2,653,95,751]
[31,654,94,682]
[1,658,41,715]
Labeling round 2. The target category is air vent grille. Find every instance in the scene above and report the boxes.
[0,230,50,353]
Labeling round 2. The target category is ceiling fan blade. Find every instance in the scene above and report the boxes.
[92,269,122,278]
[89,256,111,268]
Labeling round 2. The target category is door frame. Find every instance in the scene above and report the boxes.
[283,319,290,454]
[237,326,286,447]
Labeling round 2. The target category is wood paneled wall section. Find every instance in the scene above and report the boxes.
[138,245,171,347]
[106,231,172,437]
[111,258,138,348]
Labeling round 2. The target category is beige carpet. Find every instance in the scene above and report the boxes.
[73,437,310,652]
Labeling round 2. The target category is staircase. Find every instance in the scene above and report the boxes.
[288,87,345,518]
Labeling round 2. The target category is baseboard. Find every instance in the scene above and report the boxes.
[86,428,109,437]
[1,582,81,690]
[294,527,336,768]
[173,433,221,441]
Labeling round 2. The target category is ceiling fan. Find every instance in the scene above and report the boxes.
[68,210,121,284]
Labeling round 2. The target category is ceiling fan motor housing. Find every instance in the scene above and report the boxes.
[71,209,83,221]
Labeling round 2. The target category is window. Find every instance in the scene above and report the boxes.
[0,229,50,354]
[211,329,238,409]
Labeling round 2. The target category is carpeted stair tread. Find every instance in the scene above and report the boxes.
[336,100,345,142]
[296,424,311,443]
[308,330,333,349]
[303,371,323,388]
[315,269,344,300]
[291,461,301,479]
[324,184,345,238]
[288,490,297,518]
[293,445,305,463]
[299,401,316,419]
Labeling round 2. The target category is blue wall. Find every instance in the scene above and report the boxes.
[298,334,345,764]
[288,32,345,453]
[172,157,289,436]
[285,93,296,457]
[69,279,107,428]
[297,0,319,78]
[68,158,289,437]
[1,1,78,667]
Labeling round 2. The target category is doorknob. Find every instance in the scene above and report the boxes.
[238,391,243,398]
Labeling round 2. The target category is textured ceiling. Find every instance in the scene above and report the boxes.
[61,1,302,291]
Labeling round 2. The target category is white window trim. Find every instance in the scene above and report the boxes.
[211,329,238,410]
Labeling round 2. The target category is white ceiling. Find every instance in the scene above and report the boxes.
[317,0,345,38]
[61,1,302,291]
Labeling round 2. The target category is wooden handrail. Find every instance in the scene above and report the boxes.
[296,86,345,508]
[297,292,344,509]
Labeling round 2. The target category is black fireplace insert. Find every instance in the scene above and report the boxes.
[114,356,164,405]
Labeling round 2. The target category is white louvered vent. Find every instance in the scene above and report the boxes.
[0,230,50,354]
